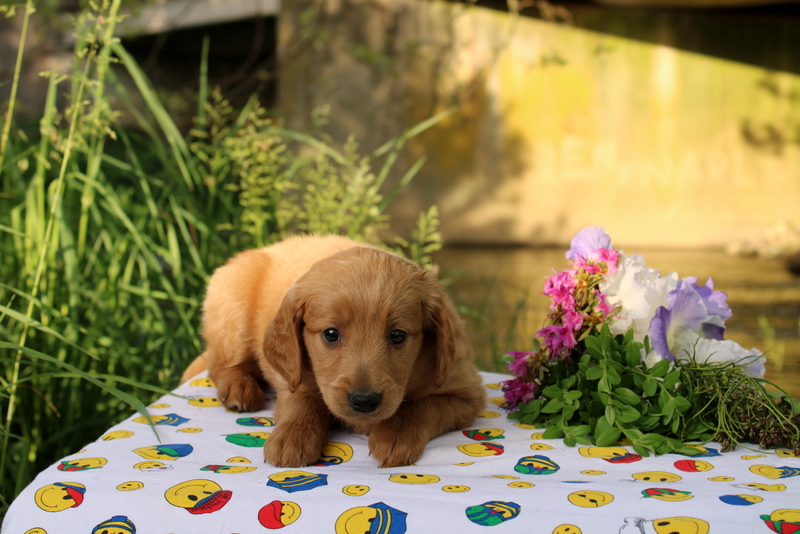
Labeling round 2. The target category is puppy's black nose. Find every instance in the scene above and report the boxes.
[349,391,382,413]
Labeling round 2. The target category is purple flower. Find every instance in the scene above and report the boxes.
[566,226,613,261]
[537,324,577,359]
[562,309,585,331]
[506,351,535,378]
[502,378,537,409]
[648,279,730,361]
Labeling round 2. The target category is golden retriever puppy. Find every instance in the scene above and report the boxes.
[181,235,486,468]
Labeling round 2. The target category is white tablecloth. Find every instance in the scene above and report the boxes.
[3,372,799,533]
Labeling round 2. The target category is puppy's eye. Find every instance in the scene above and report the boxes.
[322,328,340,343]
[389,330,407,345]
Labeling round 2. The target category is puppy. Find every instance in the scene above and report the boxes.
[181,235,486,468]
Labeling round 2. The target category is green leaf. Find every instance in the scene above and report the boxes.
[614,387,640,406]
[626,344,641,367]
[541,398,565,414]
[616,405,641,423]
[565,390,583,402]
[650,359,671,378]
[542,426,563,439]
[662,370,681,390]
[643,377,658,397]
[586,366,604,381]
[595,426,622,447]
[542,384,563,399]
[604,404,617,426]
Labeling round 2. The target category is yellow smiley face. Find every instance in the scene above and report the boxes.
[388,473,440,484]
[342,484,370,496]
[189,377,215,387]
[579,446,628,459]
[768,509,800,523]
[318,442,354,465]
[454,462,474,466]
[650,517,709,534]
[149,403,170,409]
[116,481,144,491]
[336,506,380,534]
[258,501,301,528]
[165,479,224,509]
[674,459,714,472]
[508,481,535,488]
[59,457,107,471]
[776,449,800,458]
[488,397,507,407]
[457,442,504,457]
[207,464,256,474]
[491,475,519,480]
[227,456,252,463]
[708,476,734,482]
[178,427,203,433]
[632,471,682,483]
[530,432,545,439]
[643,488,694,502]
[485,383,503,390]
[742,454,766,460]
[552,525,582,534]
[102,430,133,441]
[568,490,614,508]
[134,461,169,470]
[530,443,555,451]
[25,529,47,534]
[442,485,471,493]
[581,470,606,476]
[188,397,223,407]
[513,422,537,429]
[742,483,786,492]
[34,482,86,512]
[479,411,500,419]
[750,464,798,479]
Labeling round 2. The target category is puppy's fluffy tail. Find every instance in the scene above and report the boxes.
[180,354,208,384]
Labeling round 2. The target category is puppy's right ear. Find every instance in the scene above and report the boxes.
[263,285,306,393]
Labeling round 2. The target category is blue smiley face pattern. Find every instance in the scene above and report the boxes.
[4,372,800,533]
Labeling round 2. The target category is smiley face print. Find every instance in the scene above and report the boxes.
[164,479,232,514]
[258,500,301,529]
[133,444,193,461]
[342,485,370,497]
[90,515,136,534]
[514,455,560,475]
[267,471,328,493]
[34,482,86,512]
[315,442,354,466]
[457,442,504,457]
[761,509,800,534]
[568,490,614,508]
[632,471,682,483]
[465,501,521,526]
[388,473,441,485]
[57,457,107,472]
[335,502,408,534]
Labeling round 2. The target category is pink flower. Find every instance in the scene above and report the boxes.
[595,248,620,275]
[562,309,585,331]
[501,378,537,409]
[506,351,535,378]
[537,324,577,359]
[594,291,615,317]
[543,269,577,310]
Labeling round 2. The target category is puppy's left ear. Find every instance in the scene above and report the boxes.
[263,284,306,392]
[420,268,459,389]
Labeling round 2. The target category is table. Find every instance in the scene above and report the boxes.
[3,372,799,533]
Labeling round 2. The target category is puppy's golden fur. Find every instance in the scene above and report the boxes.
[181,235,486,468]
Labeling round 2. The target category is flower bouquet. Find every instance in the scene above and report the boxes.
[503,227,800,456]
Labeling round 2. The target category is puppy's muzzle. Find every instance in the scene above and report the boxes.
[349,390,382,414]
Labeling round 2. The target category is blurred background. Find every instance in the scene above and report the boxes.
[1,0,799,511]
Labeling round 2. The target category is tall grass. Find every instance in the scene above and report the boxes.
[0,1,445,514]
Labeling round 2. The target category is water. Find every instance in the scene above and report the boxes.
[435,247,800,400]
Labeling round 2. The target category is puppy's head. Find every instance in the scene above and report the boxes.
[263,246,459,424]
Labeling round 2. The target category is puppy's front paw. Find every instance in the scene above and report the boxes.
[264,423,324,467]
[369,421,426,468]
[217,376,265,412]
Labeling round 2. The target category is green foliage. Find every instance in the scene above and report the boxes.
[509,324,800,457]
[0,0,444,514]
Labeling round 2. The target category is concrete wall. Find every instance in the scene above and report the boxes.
[278,0,800,248]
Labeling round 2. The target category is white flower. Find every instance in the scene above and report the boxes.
[600,253,678,342]
[677,335,766,378]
